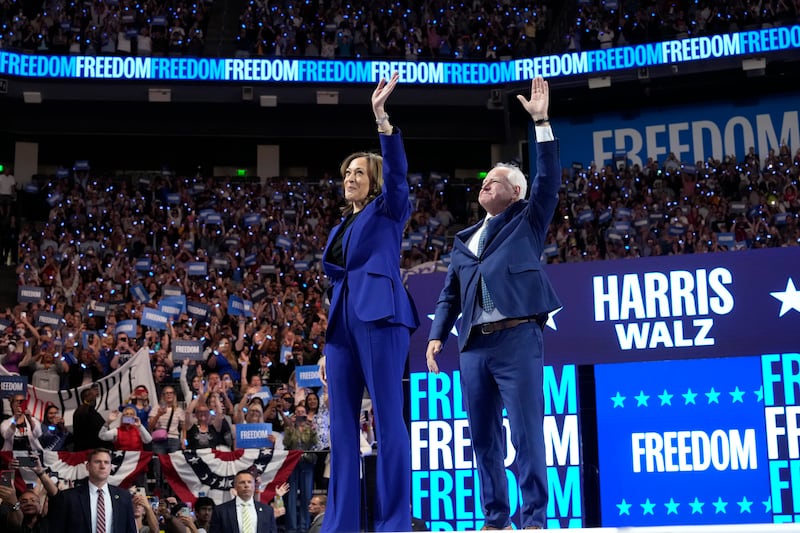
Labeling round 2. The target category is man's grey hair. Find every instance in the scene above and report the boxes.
[493,163,528,200]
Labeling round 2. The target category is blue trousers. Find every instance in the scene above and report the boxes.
[286,458,315,533]
[460,321,547,529]
[322,300,411,533]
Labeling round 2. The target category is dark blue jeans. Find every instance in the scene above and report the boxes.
[286,457,315,533]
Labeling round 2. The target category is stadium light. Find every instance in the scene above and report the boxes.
[316,91,339,105]
[588,76,611,89]
[23,91,42,104]
[260,95,277,107]
[148,88,171,102]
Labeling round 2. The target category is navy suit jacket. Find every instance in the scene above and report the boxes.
[48,482,137,533]
[209,498,276,533]
[429,140,562,351]
[322,131,419,331]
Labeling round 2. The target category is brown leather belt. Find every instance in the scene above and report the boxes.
[473,316,542,336]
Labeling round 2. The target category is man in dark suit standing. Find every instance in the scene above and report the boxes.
[48,448,137,533]
[208,470,276,533]
[426,76,562,531]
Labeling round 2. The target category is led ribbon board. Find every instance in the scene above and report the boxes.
[1,26,798,83]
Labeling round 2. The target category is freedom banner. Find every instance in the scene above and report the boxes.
[36,311,63,328]
[0,347,157,428]
[130,283,151,303]
[227,295,253,317]
[115,320,138,339]
[236,423,274,449]
[172,340,204,361]
[162,285,184,298]
[160,448,302,505]
[188,262,208,276]
[0,375,27,398]
[18,285,45,303]
[186,300,210,320]
[159,296,186,319]
[295,365,322,388]
[140,307,170,330]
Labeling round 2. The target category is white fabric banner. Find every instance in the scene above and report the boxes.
[1,347,157,428]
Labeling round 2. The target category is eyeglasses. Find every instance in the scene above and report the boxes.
[163,390,175,395]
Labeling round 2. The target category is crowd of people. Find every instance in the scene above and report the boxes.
[547,145,800,263]
[564,0,800,52]
[0,0,210,56]
[0,0,559,59]
[235,0,554,60]
[0,0,562,59]
[4,0,800,61]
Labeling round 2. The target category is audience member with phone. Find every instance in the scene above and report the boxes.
[7,454,59,497]
[39,405,71,451]
[99,406,154,451]
[0,394,44,453]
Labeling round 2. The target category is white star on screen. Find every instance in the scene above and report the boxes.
[770,278,800,317]
[427,313,461,336]
[545,307,562,331]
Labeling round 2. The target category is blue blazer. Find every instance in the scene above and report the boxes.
[208,498,277,533]
[48,483,137,533]
[323,131,419,330]
[429,140,562,351]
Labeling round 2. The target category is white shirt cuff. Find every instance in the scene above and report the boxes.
[535,125,554,142]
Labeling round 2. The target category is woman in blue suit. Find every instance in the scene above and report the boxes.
[320,72,419,533]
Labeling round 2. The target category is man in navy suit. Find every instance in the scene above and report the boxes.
[48,448,137,533]
[426,76,562,531]
[208,470,276,533]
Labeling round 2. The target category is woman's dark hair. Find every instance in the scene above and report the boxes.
[304,391,320,414]
[339,151,384,216]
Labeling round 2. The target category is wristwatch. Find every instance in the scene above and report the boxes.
[11,502,21,511]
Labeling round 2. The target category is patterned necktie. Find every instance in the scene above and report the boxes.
[477,224,494,312]
[96,488,106,533]
[242,502,254,533]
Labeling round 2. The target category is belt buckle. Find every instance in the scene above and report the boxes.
[479,323,493,335]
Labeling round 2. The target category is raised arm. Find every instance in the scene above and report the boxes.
[516,76,550,125]
[373,72,398,136]
[372,72,411,221]
[518,77,561,234]
[32,455,59,497]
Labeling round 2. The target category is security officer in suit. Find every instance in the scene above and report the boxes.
[208,470,276,533]
[48,448,137,533]
[426,76,562,531]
